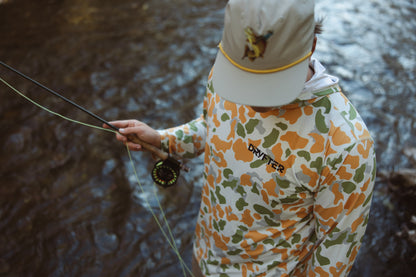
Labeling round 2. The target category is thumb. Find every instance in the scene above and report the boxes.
[118,127,144,144]
[118,127,136,135]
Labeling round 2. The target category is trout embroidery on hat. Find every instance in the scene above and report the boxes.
[243,27,273,61]
[212,0,316,107]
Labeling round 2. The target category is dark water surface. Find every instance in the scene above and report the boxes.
[0,0,415,276]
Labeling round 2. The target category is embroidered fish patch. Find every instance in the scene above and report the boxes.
[243,27,273,61]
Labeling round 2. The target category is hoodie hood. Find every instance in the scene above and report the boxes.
[296,58,340,102]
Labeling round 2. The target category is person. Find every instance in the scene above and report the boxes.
[105,0,376,276]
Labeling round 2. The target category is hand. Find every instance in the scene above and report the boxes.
[103,119,161,152]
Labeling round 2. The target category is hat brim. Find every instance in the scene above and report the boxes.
[212,50,309,107]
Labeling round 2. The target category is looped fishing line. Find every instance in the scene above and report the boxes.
[0,76,194,277]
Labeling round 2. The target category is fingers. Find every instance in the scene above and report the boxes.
[104,119,147,152]
[104,119,160,152]
[114,132,143,151]
[125,141,143,151]
[115,132,128,143]
[118,126,144,136]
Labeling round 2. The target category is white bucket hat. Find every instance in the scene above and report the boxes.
[212,0,316,107]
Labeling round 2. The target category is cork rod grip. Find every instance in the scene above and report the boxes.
[125,134,169,161]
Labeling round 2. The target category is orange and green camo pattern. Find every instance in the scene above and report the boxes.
[159,65,376,277]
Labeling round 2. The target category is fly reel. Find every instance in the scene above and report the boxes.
[151,157,181,188]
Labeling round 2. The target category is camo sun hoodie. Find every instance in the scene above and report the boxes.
[159,59,376,277]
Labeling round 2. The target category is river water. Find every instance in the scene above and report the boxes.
[0,0,415,276]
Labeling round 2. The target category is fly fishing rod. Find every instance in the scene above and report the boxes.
[0,61,187,187]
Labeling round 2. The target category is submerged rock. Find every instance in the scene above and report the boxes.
[386,169,416,193]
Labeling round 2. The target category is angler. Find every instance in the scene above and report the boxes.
[106,1,376,276]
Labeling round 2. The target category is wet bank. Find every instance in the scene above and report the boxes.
[1,0,416,276]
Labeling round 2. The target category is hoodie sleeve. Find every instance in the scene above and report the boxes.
[157,90,209,159]
[305,138,376,276]
[157,115,207,159]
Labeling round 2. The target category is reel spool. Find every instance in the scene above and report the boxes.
[151,157,181,188]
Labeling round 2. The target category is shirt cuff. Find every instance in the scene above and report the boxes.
[157,130,170,153]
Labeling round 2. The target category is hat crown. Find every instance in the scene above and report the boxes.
[222,0,315,71]
[212,0,316,107]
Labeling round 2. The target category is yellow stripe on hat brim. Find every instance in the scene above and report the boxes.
[219,43,311,74]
